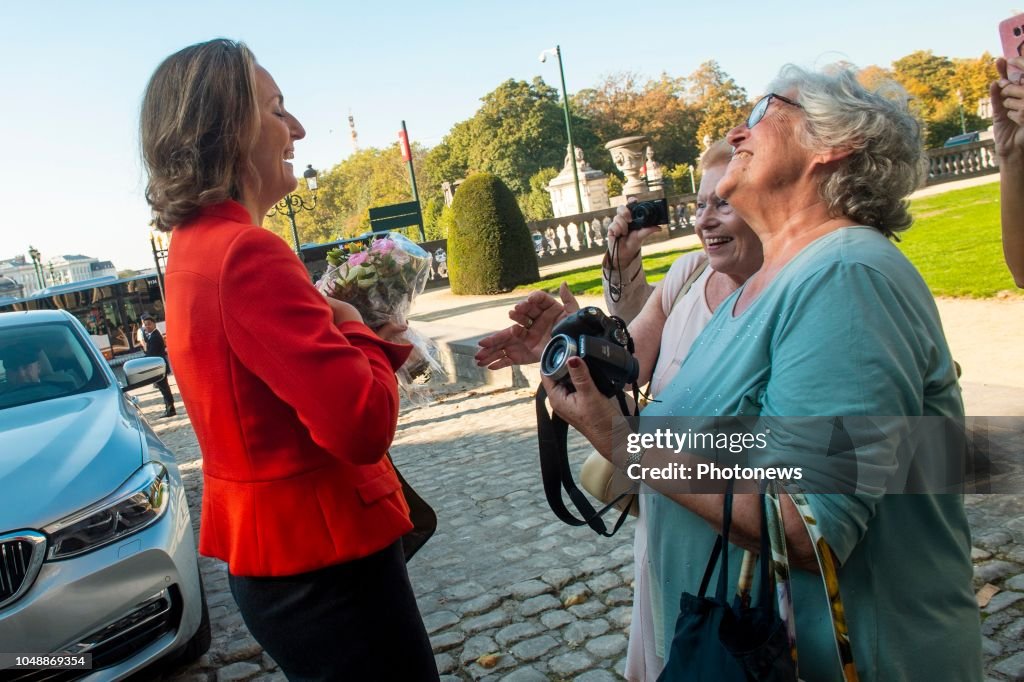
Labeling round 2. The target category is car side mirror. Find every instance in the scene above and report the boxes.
[122,357,166,392]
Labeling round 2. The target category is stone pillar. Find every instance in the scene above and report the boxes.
[546,145,609,218]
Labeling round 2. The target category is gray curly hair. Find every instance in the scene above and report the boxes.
[767,64,925,237]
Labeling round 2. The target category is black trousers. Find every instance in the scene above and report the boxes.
[228,541,439,682]
[154,376,173,408]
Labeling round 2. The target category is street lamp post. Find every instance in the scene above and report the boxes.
[268,164,319,259]
[27,246,44,289]
[956,89,967,135]
[540,45,584,215]
[150,227,169,308]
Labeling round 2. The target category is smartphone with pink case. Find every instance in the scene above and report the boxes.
[999,12,1024,83]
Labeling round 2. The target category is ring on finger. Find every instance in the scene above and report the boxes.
[502,348,509,358]
[524,317,534,329]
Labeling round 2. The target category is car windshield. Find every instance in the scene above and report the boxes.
[0,322,108,409]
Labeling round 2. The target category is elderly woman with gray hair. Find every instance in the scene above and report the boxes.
[543,64,982,681]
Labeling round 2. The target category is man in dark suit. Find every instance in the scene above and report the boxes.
[140,313,176,417]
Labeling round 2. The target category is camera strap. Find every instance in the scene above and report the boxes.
[535,386,638,537]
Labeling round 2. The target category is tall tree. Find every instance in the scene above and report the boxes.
[688,61,748,151]
[424,78,591,196]
[952,53,998,117]
[518,167,559,222]
[892,50,955,118]
[573,72,700,168]
[265,143,428,244]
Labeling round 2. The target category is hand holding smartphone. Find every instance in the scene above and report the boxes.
[999,12,1024,84]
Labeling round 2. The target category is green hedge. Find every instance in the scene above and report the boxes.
[448,172,540,294]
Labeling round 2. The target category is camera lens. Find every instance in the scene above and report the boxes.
[631,203,650,224]
[541,334,578,382]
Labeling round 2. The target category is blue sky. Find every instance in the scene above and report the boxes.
[0,0,1014,270]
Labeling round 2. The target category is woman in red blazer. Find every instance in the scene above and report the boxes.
[140,39,438,681]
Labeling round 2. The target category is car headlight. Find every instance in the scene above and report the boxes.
[44,462,169,560]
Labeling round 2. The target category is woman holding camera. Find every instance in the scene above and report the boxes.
[477,140,763,680]
[140,39,437,681]
[544,65,981,681]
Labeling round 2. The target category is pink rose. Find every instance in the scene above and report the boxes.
[348,251,369,267]
[371,238,396,254]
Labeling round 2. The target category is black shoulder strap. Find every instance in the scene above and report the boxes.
[647,256,709,400]
[535,386,634,537]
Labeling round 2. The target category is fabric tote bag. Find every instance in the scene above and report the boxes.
[657,483,796,682]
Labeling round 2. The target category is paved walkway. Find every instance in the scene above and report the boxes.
[143,361,1024,680]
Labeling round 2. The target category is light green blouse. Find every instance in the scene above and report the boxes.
[643,227,982,681]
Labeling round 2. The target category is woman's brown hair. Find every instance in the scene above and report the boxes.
[140,39,259,231]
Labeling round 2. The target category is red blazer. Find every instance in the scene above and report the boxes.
[165,201,413,577]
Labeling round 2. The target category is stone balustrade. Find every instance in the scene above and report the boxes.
[528,193,697,267]
[925,139,999,185]
[307,193,699,291]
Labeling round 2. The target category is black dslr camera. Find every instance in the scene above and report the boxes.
[627,198,669,231]
[540,307,639,397]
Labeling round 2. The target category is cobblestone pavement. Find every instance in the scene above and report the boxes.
[137,380,1024,682]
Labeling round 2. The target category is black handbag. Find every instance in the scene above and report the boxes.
[658,483,796,682]
[387,453,437,562]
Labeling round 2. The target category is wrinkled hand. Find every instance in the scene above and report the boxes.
[475,283,579,369]
[541,355,619,457]
[373,321,409,344]
[606,203,661,267]
[992,57,1024,160]
[324,297,364,326]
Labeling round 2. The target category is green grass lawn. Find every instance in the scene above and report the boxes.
[520,181,1019,299]
[516,247,702,296]
[899,182,1018,298]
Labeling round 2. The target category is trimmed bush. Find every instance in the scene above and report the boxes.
[448,172,540,294]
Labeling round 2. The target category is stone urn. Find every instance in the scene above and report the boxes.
[605,135,649,196]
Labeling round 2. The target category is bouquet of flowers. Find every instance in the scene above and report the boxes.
[315,233,445,401]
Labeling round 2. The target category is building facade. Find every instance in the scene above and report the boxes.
[0,253,117,297]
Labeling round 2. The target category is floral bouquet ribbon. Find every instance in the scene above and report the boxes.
[315,232,445,401]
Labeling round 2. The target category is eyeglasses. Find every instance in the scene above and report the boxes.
[746,93,803,129]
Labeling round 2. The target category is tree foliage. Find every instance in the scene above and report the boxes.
[892,50,956,118]
[856,64,896,91]
[924,100,989,148]
[518,167,559,222]
[264,144,429,246]
[663,163,696,195]
[320,145,423,239]
[275,48,998,247]
[263,182,318,248]
[880,50,996,147]
[952,53,998,116]
[689,61,749,150]
[426,78,596,196]
[573,72,700,170]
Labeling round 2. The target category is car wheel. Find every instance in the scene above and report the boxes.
[177,574,211,663]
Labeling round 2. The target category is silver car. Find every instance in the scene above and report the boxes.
[0,309,209,680]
